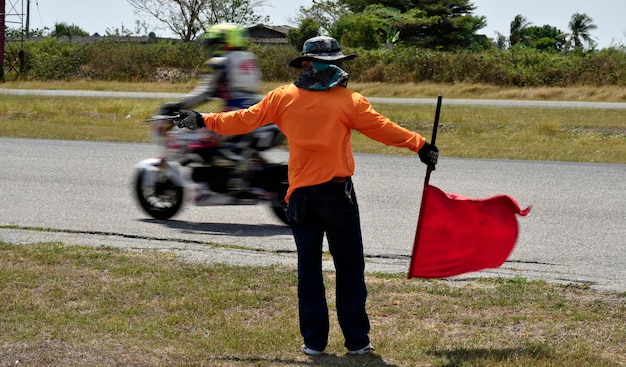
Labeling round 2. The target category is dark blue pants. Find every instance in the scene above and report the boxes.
[287,179,370,352]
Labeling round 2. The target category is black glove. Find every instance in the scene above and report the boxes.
[158,102,181,116]
[175,110,205,130]
[418,142,439,169]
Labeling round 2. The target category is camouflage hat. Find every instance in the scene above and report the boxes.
[289,36,356,68]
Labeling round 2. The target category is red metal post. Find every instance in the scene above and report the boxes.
[1,0,6,81]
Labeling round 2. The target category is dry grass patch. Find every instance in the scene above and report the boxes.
[346,82,626,102]
[1,80,196,93]
[4,81,626,102]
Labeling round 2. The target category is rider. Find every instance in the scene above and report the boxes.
[160,23,262,198]
[174,22,262,113]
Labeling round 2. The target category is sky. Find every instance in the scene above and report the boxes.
[25,0,626,48]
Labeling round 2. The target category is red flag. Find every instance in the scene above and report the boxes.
[408,185,531,279]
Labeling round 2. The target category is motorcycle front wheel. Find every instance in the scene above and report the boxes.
[134,169,184,220]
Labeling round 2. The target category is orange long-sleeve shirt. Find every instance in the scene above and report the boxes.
[202,83,426,202]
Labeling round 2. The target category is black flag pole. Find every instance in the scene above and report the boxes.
[409,95,442,278]
[423,94,442,186]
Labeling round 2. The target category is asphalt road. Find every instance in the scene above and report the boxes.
[1,137,624,293]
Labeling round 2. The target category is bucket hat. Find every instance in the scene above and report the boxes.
[289,36,356,68]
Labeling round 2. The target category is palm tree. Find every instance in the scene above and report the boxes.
[568,12,597,51]
[509,14,532,47]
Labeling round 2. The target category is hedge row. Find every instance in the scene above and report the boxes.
[4,38,626,87]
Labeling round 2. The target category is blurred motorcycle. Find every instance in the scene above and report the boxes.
[133,112,289,224]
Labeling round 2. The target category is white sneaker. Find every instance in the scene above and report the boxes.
[300,344,324,356]
[348,343,375,355]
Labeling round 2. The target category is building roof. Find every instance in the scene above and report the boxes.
[247,24,294,36]
[246,24,294,44]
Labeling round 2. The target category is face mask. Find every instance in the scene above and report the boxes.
[295,62,350,91]
[312,61,331,71]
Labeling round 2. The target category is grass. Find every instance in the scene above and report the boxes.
[1,242,624,367]
[1,81,625,163]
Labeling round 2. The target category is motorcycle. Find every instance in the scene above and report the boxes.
[133,112,289,224]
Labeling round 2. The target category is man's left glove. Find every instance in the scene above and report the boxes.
[175,110,205,130]
[418,142,439,170]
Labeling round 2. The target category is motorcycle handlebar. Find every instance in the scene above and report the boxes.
[145,114,181,123]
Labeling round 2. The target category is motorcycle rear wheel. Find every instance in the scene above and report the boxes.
[270,182,289,225]
[134,170,184,220]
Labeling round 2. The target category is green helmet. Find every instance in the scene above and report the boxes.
[203,23,248,54]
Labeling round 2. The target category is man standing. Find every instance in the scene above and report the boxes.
[174,36,439,355]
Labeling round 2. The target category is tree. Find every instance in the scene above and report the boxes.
[287,18,321,51]
[331,13,379,49]
[6,26,49,38]
[339,0,486,50]
[292,0,351,34]
[51,22,89,39]
[329,4,417,49]
[503,16,568,52]
[203,0,269,25]
[509,14,532,47]
[359,5,411,47]
[105,20,152,37]
[341,0,418,13]
[567,12,597,51]
[127,0,269,41]
[412,0,486,49]
[525,25,567,52]
[494,32,507,49]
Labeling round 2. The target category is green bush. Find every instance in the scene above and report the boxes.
[247,43,300,81]
[4,37,626,86]
[81,39,204,81]
[21,38,87,80]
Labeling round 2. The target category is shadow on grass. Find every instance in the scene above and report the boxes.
[216,353,399,366]
[428,345,551,366]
